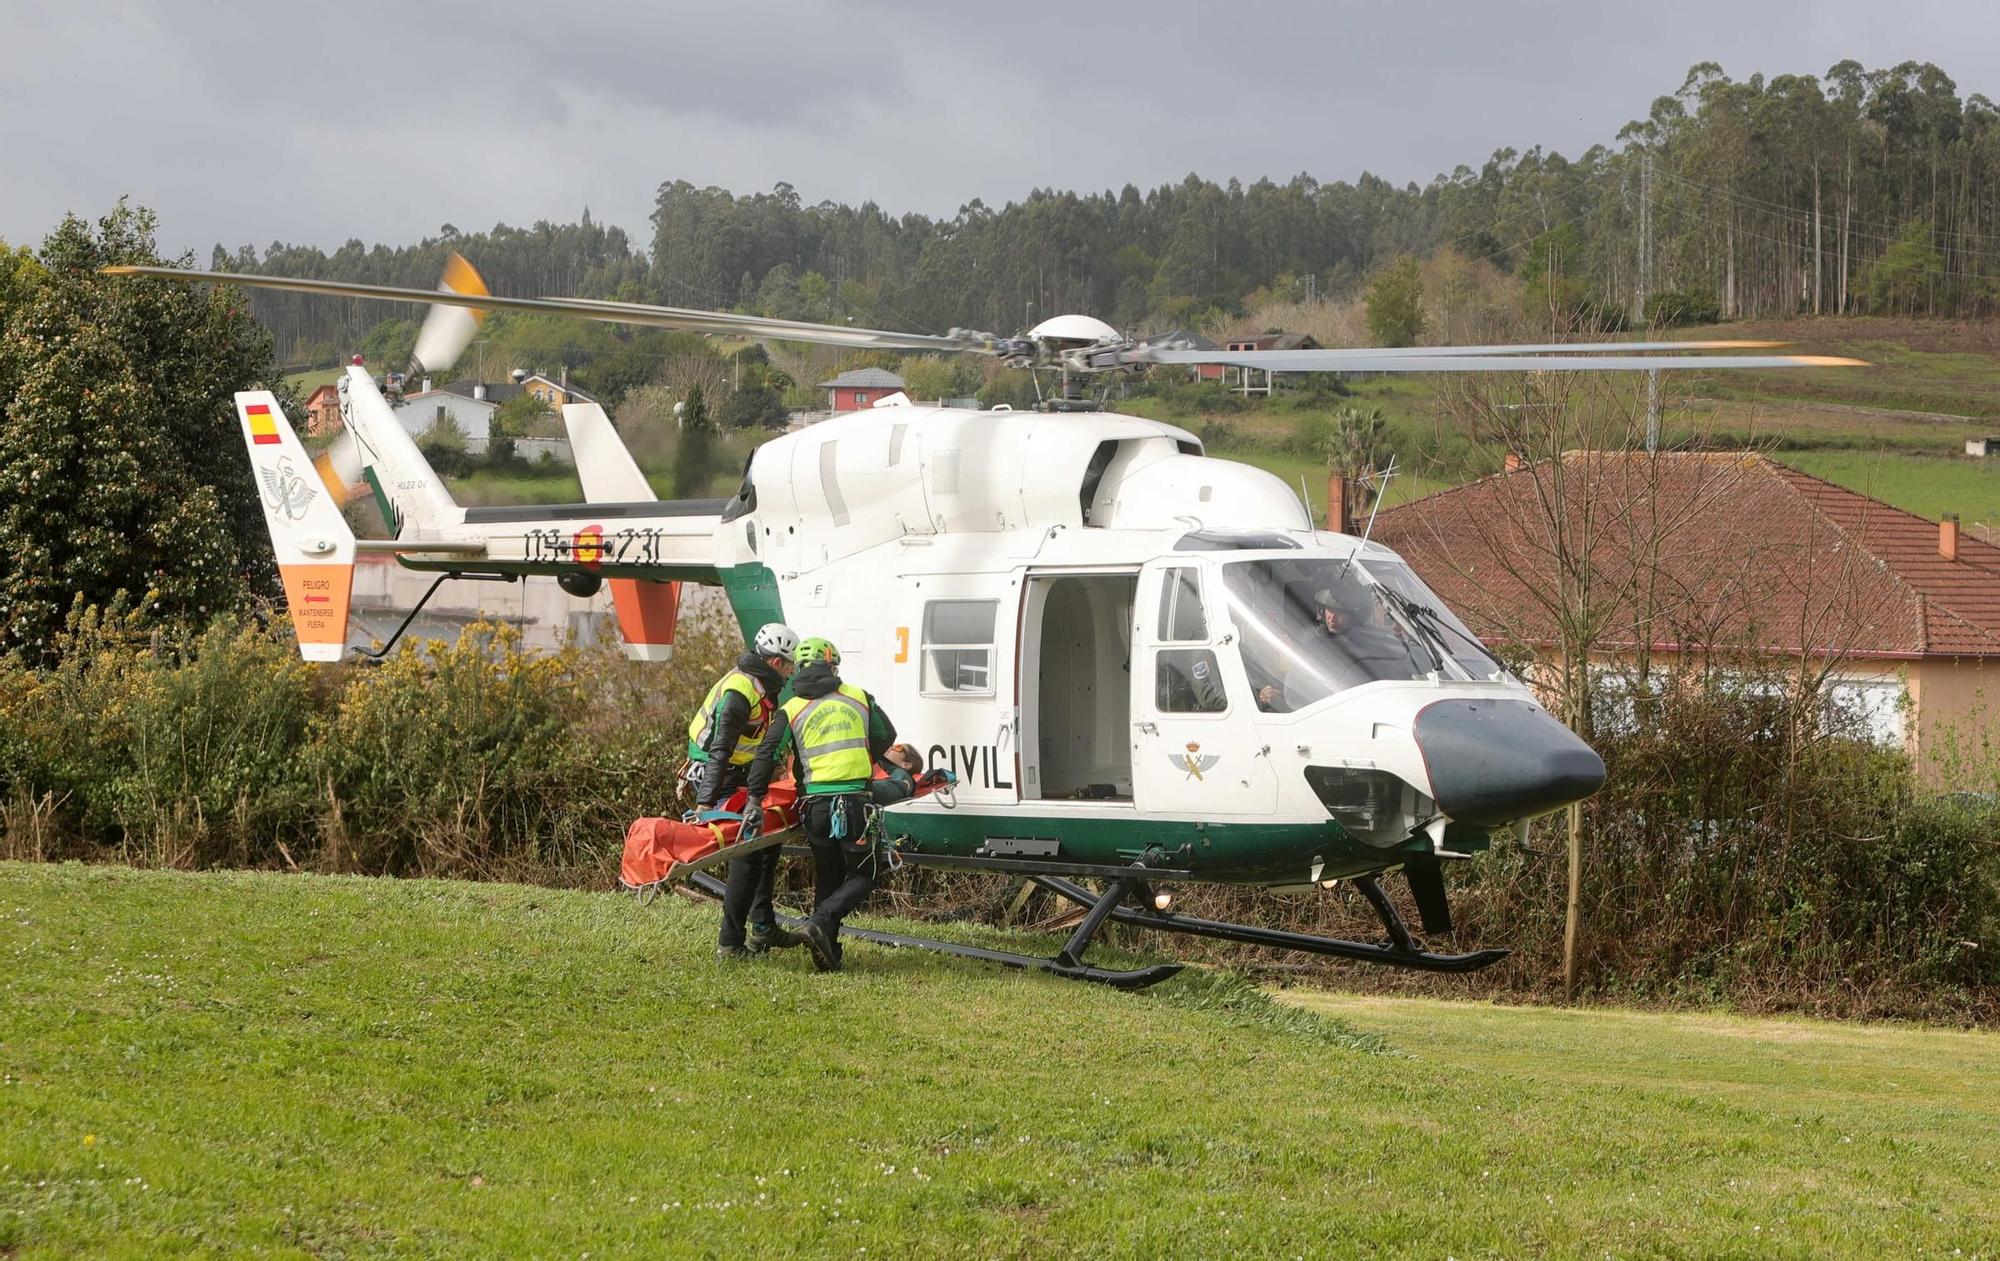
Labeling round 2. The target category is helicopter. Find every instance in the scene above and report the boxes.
[108,257,1863,987]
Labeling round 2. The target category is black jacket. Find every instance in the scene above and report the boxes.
[695,652,787,805]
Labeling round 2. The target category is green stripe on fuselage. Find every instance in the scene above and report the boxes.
[884,808,1433,884]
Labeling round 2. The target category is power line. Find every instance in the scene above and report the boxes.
[1653,165,2000,256]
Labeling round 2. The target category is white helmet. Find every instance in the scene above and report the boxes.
[753,622,800,660]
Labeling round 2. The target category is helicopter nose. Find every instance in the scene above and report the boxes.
[1413,699,1605,827]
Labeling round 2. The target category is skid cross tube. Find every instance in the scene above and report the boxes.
[1056,877,1130,969]
[1032,874,1509,975]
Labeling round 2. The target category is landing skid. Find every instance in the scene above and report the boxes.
[682,870,1184,990]
[1033,874,1509,974]
[669,860,1505,986]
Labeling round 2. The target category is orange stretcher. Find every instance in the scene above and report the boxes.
[619,770,951,895]
[620,781,800,892]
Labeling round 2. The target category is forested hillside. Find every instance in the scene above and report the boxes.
[225,58,2000,362]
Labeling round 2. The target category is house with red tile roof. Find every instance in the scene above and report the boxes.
[1373,452,2000,782]
[303,383,342,437]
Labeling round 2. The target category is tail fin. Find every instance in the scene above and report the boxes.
[338,365,462,536]
[236,392,355,661]
[562,402,681,662]
[563,402,655,502]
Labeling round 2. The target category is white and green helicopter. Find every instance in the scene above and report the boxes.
[110,259,1861,987]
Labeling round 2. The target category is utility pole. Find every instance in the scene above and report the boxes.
[1639,153,1662,452]
[1634,152,1654,324]
[1645,369,1661,452]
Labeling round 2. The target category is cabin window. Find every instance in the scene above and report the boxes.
[818,440,850,526]
[922,599,997,695]
[1157,649,1227,714]
[1156,567,1207,641]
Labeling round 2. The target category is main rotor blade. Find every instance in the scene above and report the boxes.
[1129,348,1868,372]
[101,265,989,354]
[1140,338,1793,357]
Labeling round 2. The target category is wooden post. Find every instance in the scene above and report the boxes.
[1326,474,1351,534]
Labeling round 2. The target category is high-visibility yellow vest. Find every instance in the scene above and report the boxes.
[781,682,872,787]
[686,670,773,765]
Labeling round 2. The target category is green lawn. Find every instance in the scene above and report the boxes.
[1771,449,2000,525]
[4,864,1996,1257]
[1219,447,1449,523]
[283,366,343,396]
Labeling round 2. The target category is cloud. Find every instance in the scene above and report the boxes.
[3,0,1996,257]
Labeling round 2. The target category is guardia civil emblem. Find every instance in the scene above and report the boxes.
[259,456,318,523]
[1171,741,1220,781]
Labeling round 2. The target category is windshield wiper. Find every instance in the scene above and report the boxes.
[1367,583,1449,675]
[1381,585,1505,677]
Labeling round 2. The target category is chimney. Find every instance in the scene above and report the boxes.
[473,383,486,401]
[1504,452,1523,472]
[1941,513,1960,562]
[560,364,568,390]
[422,376,432,394]
[1326,474,1353,535]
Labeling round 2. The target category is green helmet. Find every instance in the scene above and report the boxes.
[794,636,841,668]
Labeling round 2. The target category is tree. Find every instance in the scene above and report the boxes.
[897,356,956,402]
[719,382,788,431]
[416,412,470,476]
[671,384,714,498]
[493,392,552,438]
[1866,221,1944,315]
[0,204,287,663]
[1517,226,1594,328]
[1323,406,1390,508]
[1364,255,1426,346]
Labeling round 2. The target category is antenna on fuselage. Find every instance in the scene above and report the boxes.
[1335,455,1398,579]
[1354,455,1397,550]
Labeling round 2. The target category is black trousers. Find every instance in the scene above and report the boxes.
[718,844,780,947]
[802,793,876,935]
[711,765,770,948]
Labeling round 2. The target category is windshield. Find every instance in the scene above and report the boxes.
[1223,557,1507,713]
[1362,560,1512,684]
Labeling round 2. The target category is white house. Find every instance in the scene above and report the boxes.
[394,386,497,453]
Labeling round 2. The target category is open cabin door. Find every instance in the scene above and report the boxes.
[1131,560,1278,819]
[1019,570,1139,802]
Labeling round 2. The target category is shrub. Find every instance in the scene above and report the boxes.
[1645,289,1722,328]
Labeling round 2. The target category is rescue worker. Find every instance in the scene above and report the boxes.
[739,637,897,973]
[691,621,804,960]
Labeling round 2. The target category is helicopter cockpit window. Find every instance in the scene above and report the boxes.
[1223,558,1492,712]
[1157,567,1207,641]
[1360,560,1513,684]
[1157,649,1227,713]
[922,599,998,695]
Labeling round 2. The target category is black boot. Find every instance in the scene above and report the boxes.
[802,921,841,972]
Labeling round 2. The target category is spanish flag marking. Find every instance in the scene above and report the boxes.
[246,403,281,446]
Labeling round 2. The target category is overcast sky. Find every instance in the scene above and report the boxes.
[4,0,1998,260]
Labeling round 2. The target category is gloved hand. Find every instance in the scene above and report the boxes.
[737,798,764,841]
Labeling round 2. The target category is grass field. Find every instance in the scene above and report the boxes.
[1770,449,2000,524]
[4,863,1996,1258]
[283,367,343,396]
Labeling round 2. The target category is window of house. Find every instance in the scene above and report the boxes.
[1825,678,1906,746]
[855,392,870,405]
[1156,567,1207,641]
[923,599,997,694]
[1157,648,1227,713]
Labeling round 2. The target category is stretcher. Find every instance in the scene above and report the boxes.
[619,769,953,898]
